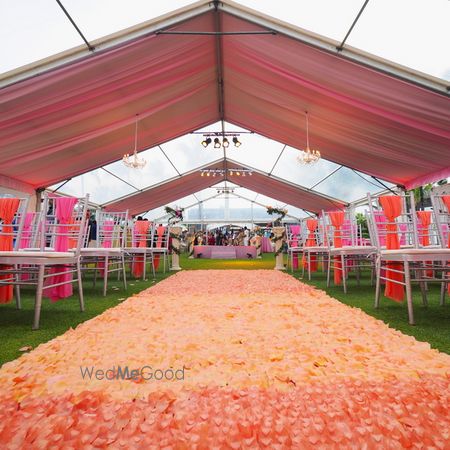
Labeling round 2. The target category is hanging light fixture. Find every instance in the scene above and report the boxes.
[297,112,321,165]
[123,115,147,169]
[222,137,229,148]
[214,138,221,149]
[232,136,242,147]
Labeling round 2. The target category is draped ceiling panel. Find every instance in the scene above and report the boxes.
[0,13,219,188]
[0,0,449,195]
[104,159,347,215]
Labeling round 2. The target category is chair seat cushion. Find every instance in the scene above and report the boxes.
[80,248,122,254]
[0,251,75,258]
[381,248,450,255]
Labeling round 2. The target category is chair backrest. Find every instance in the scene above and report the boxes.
[366,191,419,250]
[430,192,450,248]
[152,224,170,250]
[0,197,30,251]
[301,217,325,246]
[17,211,42,250]
[96,210,128,248]
[321,208,357,248]
[127,219,151,248]
[285,224,302,249]
[39,194,89,255]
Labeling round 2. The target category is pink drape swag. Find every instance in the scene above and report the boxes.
[379,196,404,302]
[99,220,114,277]
[153,226,166,271]
[416,210,432,277]
[303,219,318,272]
[0,198,20,303]
[290,225,301,270]
[43,197,78,302]
[442,196,450,294]
[329,211,345,285]
[132,220,150,278]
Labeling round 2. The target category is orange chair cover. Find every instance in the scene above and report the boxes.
[0,198,20,303]
[132,220,150,278]
[416,210,432,277]
[329,211,345,285]
[303,219,318,272]
[379,196,404,302]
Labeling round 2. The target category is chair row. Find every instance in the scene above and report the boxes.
[283,191,450,324]
[0,194,172,329]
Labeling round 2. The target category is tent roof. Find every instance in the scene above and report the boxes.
[103,158,347,215]
[0,0,449,196]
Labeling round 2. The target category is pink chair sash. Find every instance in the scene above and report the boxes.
[43,197,78,302]
[0,198,20,303]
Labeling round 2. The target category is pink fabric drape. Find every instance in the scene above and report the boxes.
[153,226,166,271]
[442,196,450,294]
[379,196,404,302]
[132,220,150,278]
[290,225,301,270]
[43,197,78,302]
[262,237,272,253]
[0,198,20,303]
[329,211,345,285]
[303,219,318,272]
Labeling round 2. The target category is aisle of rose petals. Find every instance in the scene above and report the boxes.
[0,270,449,448]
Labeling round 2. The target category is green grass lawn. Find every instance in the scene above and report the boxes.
[296,270,450,354]
[0,271,172,367]
[1,252,449,367]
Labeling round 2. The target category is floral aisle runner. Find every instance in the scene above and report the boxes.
[0,270,449,448]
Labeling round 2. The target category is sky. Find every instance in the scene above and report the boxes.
[1,0,448,217]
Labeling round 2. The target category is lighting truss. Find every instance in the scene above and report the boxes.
[191,130,253,148]
[200,168,253,177]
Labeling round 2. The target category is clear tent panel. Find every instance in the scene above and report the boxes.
[48,168,137,205]
[99,146,180,191]
[2,1,448,80]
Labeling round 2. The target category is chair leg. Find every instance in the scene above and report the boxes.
[77,260,85,312]
[440,267,446,306]
[142,254,146,281]
[103,256,108,297]
[374,256,381,308]
[419,264,428,307]
[404,260,415,325]
[326,254,331,287]
[341,254,347,294]
[93,262,98,288]
[33,265,45,330]
[121,254,127,290]
[356,260,361,287]
[14,267,21,309]
[308,252,311,281]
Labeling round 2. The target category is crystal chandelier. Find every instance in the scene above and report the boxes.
[297,112,321,164]
[123,115,147,169]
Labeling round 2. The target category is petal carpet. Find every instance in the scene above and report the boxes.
[0,270,449,448]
